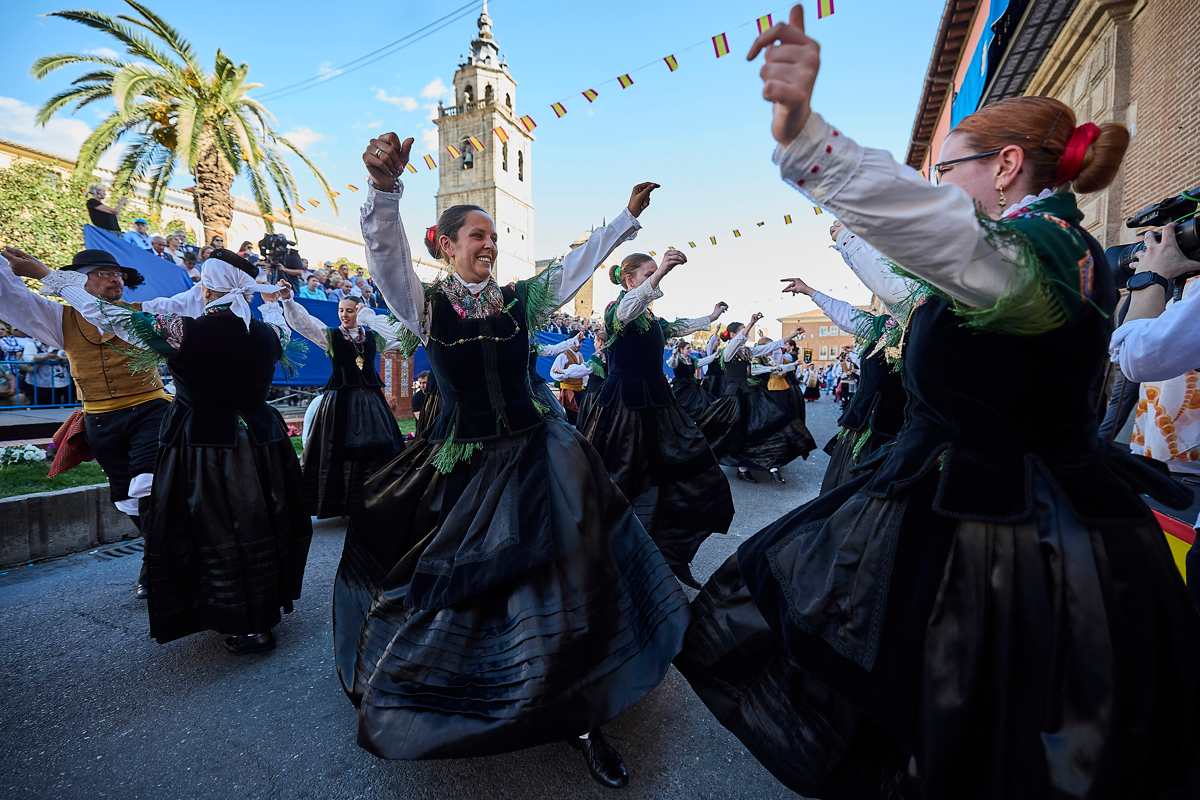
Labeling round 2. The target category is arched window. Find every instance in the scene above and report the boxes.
[462,139,474,170]
[505,93,512,110]
[501,140,509,171]
[484,84,494,104]
[463,85,474,107]
[517,150,524,181]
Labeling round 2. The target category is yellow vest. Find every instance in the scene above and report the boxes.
[558,349,585,392]
[60,305,169,413]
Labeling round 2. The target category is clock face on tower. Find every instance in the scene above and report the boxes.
[434,1,536,283]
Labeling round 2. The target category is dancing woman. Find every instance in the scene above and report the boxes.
[336,133,689,788]
[30,250,312,654]
[579,250,734,588]
[278,291,407,518]
[698,316,815,483]
[678,7,1199,798]
[669,339,719,421]
[700,328,726,396]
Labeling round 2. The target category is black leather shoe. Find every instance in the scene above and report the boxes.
[736,470,758,483]
[223,632,276,655]
[569,729,629,789]
[770,469,786,484]
[134,582,148,600]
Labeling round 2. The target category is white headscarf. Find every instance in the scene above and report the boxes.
[200,256,276,328]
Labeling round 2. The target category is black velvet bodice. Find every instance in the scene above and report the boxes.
[166,312,284,445]
[672,360,697,385]
[424,284,541,442]
[604,316,672,408]
[837,349,906,437]
[719,351,752,396]
[324,327,383,390]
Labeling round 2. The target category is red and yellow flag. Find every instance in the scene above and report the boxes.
[663,54,679,72]
[712,33,730,58]
[446,143,462,158]
[551,102,567,118]
[308,198,320,208]
[295,204,305,214]
[688,240,697,248]
[345,183,359,192]
[817,0,835,19]
[423,154,437,170]
[812,206,823,215]
[649,250,657,256]
[709,235,718,245]
[582,88,598,102]
[329,190,341,198]
[493,126,509,143]
[756,14,774,34]
[405,162,418,174]
[467,135,485,152]
[756,220,765,227]
[519,115,537,132]
[783,214,793,224]
[617,73,634,89]
[733,229,742,238]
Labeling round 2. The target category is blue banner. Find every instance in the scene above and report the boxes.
[82,225,195,301]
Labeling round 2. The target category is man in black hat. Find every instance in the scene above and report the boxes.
[0,246,199,598]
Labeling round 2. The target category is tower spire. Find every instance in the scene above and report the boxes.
[469,0,502,67]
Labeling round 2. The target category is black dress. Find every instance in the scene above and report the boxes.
[671,357,714,422]
[701,349,725,397]
[527,344,567,420]
[574,352,606,427]
[86,198,120,232]
[579,307,734,587]
[334,282,689,760]
[819,345,907,494]
[698,349,816,472]
[142,312,313,643]
[303,327,406,518]
[677,221,1200,798]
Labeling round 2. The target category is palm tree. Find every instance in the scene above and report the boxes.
[32,0,336,241]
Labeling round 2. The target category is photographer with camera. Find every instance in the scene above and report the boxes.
[258,233,304,291]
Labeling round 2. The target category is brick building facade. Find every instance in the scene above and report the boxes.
[779,308,865,367]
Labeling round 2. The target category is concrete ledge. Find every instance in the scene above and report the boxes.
[0,484,137,568]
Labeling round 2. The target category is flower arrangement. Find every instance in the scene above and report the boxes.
[0,443,48,467]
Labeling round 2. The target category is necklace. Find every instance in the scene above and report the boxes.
[339,325,366,370]
[439,275,505,320]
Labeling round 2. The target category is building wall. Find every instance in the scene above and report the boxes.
[779,308,863,367]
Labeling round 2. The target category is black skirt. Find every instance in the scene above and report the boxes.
[303,386,406,518]
[819,427,893,495]
[672,379,713,422]
[531,377,567,420]
[579,389,734,585]
[334,417,689,760]
[574,374,605,429]
[143,414,313,644]
[678,463,1200,798]
[699,384,816,472]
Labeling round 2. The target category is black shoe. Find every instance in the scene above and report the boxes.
[736,470,758,483]
[134,561,148,600]
[223,632,276,655]
[568,729,629,789]
[770,469,786,484]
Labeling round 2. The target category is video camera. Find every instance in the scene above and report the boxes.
[1106,185,1200,291]
[258,232,297,266]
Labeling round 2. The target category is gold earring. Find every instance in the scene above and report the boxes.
[997,185,1007,210]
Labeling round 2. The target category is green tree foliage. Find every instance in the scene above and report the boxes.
[0,160,87,266]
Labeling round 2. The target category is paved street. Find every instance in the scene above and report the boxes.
[0,399,841,800]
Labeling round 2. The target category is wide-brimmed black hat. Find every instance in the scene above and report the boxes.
[62,249,145,289]
[206,247,258,279]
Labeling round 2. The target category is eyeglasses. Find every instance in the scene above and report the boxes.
[931,148,1002,183]
[90,269,126,281]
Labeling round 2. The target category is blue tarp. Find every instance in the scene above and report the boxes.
[82,225,195,301]
[950,0,1011,128]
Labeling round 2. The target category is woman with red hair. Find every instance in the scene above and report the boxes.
[677,6,1200,799]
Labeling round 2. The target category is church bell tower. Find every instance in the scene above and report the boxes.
[435,1,536,282]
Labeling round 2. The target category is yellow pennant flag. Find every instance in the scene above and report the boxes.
[493,126,509,143]
[709,235,718,245]
[520,115,537,132]
[756,221,765,227]
[649,250,657,256]
[756,14,774,34]
[582,88,598,102]
[688,241,697,248]
[406,162,418,174]
[329,190,341,198]
[784,214,794,224]
[732,229,742,238]
[663,54,679,72]
[345,183,359,192]
[467,135,485,152]
[551,102,567,118]
[813,206,823,215]
[295,204,305,214]
[308,198,321,208]
[617,74,634,89]
[446,143,462,158]
[423,154,437,170]
[817,0,836,19]
[712,33,730,58]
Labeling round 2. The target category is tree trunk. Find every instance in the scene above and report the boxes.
[192,133,235,245]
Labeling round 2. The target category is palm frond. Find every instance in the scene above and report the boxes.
[71,70,117,86]
[36,85,103,123]
[172,95,199,169]
[47,10,180,74]
[144,146,176,213]
[111,63,170,117]
[117,0,199,71]
[71,109,147,180]
[31,52,124,79]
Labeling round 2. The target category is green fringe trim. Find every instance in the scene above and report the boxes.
[531,394,551,417]
[430,436,482,475]
[850,425,873,462]
[96,303,175,375]
[521,265,558,332]
[603,291,651,344]
[586,355,606,379]
[384,312,423,360]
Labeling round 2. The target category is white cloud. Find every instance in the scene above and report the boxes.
[373,88,417,111]
[85,47,121,60]
[317,61,344,80]
[0,95,93,158]
[280,127,324,150]
[421,127,439,153]
[420,78,448,99]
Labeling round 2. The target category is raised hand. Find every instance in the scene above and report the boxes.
[750,312,764,325]
[747,4,820,146]
[659,248,687,271]
[363,133,415,191]
[780,277,815,296]
[627,182,661,218]
[2,247,51,279]
[711,301,729,320]
[275,279,294,301]
[829,220,843,242]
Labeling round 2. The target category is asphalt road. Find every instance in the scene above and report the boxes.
[0,399,842,800]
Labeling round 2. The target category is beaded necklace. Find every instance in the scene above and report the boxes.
[427,277,521,348]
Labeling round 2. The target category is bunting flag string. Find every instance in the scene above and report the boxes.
[467,135,485,152]
[712,33,731,58]
[709,235,718,245]
[663,54,679,72]
[345,183,359,192]
[406,162,418,174]
[423,154,437,170]
[551,102,567,118]
[446,143,462,158]
[582,88,599,102]
[617,73,634,89]
[732,229,742,238]
[817,0,836,19]
[756,14,774,33]
[493,127,509,143]
[519,115,537,133]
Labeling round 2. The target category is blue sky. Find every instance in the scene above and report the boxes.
[0,0,944,332]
